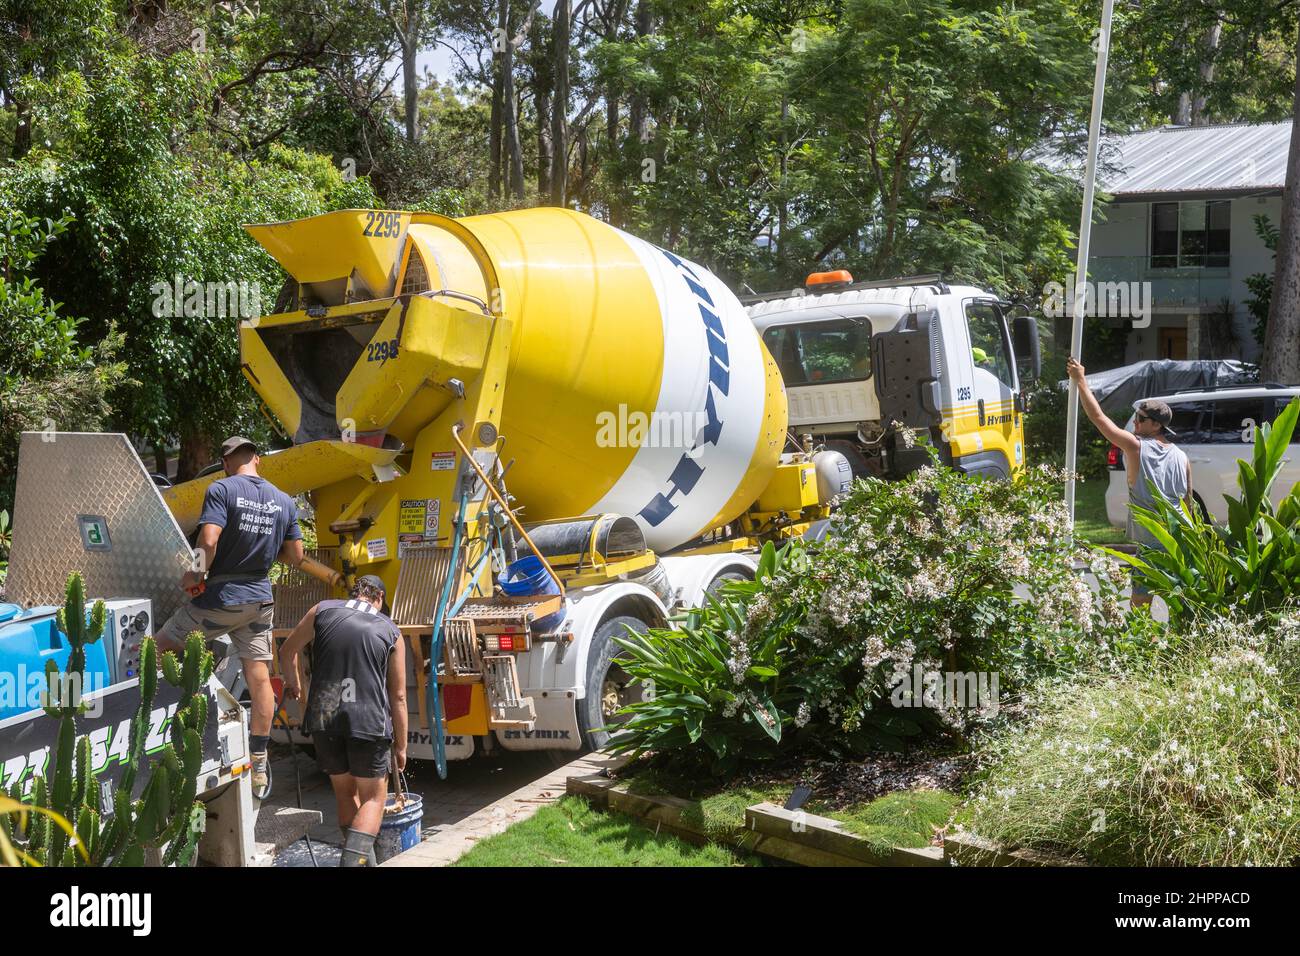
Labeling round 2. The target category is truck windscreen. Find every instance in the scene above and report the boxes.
[762,317,872,386]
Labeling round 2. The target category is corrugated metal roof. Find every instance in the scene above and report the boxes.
[1053,122,1292,196]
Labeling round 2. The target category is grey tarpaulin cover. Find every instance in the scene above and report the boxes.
[1060,359,1258,413]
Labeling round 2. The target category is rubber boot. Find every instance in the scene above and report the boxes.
[340,827,377,867]
[340,827,380,867]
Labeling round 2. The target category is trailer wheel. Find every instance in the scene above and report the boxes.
[577,615,649,751]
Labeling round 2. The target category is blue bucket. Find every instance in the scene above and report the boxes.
[375,792,424,863]
[498,555,567,632]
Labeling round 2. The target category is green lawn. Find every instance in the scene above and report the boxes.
[623,767,957,852]
[451,796,758,867]
[1072,476,1127,545]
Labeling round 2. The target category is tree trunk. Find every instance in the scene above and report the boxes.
[12,100,30,159]
[550,0,570,207]
[629,1,651,146]
[496,0,525,200]
[1261,21,1300,386]
[402,33,420,142]
[532,14,552,198]
[489,50,504,200]
[176,430,212,484]
[1191,22,1222,125]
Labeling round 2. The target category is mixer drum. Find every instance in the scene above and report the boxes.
[402,208,787,552]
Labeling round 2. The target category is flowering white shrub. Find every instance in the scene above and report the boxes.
[610,453,1148,776]
[758,455,1142,742]
[962,609,1300,865]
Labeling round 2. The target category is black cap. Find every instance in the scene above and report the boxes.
[1133,399,1176,436]
[220,436,258,458]
[355,574,386,594]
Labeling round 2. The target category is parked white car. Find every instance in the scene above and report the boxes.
[1106,385,1300,534]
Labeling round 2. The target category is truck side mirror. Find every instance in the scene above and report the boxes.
[1012,314,1041,383]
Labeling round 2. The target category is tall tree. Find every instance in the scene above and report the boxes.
[551,0,571,206]
[1262,18,1300,385]
[384,0,442,143]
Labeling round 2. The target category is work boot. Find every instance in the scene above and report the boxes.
[340,828,377,867]
[341,828,378,867]
[250,751,272,801]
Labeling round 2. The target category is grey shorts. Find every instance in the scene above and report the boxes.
[154,601,275,661]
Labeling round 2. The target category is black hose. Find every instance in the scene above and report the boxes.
[271,683,319,868]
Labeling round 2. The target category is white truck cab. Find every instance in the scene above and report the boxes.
[746,272,1041,480]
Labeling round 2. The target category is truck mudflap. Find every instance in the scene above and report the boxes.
[495,693,583,752]
[406,728,475,761]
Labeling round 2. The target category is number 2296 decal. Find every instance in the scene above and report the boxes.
[363,211,402,238]
[368,338,399,363]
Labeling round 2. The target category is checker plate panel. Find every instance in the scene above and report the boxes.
[5,432,193,623]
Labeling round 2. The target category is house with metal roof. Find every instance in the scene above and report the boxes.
[1055,121,1290,366]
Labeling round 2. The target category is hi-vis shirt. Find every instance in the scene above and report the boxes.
[304,599,400,740]
[194,474,301,609]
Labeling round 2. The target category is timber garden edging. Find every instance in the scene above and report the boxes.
[567,771,1077,867]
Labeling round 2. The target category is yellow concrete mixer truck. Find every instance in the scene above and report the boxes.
[161,205,837,773]
[5,206,1038,777]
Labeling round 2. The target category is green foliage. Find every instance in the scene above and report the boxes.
[597,0,1094,296]
[1112,398,1300,626]
[451,796,757,867]
[2,32,380,474]
[0,206,127,514]
[963,612,1300,866]
[610,459,1150,777]
[12,572,213,867]
[0,210,88,385]
[608,542,809,775]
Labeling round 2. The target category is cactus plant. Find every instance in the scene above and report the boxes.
[4,571,212,866]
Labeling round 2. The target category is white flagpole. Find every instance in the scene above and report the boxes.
[1064,0,1116,531]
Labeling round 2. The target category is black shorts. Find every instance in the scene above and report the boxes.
[312,733,392,778]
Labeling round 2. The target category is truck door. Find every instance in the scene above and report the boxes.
[957,299,1022,477]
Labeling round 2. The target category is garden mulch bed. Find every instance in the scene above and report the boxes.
[726,744,972,812]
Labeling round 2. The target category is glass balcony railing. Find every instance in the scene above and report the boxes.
[1086,255,1233,310]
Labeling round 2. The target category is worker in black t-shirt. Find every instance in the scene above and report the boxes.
[279,575,407,867]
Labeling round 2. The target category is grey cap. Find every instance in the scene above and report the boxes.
[220,436,258,458]
[1133,399,1176,437]
[355,574,386,594]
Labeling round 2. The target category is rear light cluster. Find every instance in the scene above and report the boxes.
[1107,444,1124,470]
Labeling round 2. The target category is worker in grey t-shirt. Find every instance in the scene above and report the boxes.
[1068,358,1192,605]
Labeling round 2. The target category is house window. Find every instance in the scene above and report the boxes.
[1149,200,1230,269]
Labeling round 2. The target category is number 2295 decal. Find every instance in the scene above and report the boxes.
[363,211,402,238]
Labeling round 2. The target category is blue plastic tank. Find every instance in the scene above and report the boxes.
[0,605,113,722]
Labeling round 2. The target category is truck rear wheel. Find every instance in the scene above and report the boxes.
[577,615,649,751]
[705,569,750,600]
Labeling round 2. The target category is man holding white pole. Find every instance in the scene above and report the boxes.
[1063,0,1117,530]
